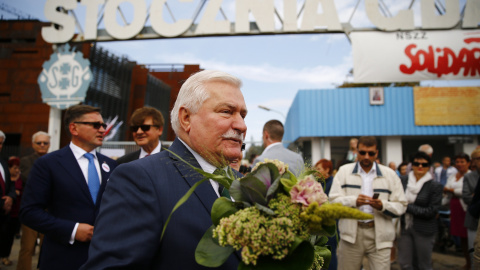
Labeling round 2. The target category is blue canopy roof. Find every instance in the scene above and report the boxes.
[284,87,480,142]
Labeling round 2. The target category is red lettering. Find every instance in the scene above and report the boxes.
[464,38,480,44]
[399,43,480,78]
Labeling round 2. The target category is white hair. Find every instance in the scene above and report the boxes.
[170,70,242,135]
[32,131,51,143]
[418,144,433,155]
[0,130,5,140]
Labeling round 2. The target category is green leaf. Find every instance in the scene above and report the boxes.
[237,238,314,270]
[265,177,281,202]
[211,197,239,226]
[160,177,209,241]
[242,176,268,202]
[315,236,329,246]
[251,163,280,188]
[315,246,331,269]
[320,224,336,237]
[230,179,247,202]
[280,172,297,193]
[195,226,234,267]
[255,203,276,216]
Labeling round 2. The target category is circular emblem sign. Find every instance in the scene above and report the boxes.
[38,44,93,109]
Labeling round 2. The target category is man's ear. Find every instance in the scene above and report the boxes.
[179,107,191,133]
[69,122,78,136]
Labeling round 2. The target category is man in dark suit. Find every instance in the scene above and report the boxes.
[253,120,304,176]
[20,105,117,270]
[116,106,167,164]
[0,131,17,263]
[81,70,247,269]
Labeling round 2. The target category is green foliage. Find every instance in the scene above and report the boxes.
[195,226,234,267]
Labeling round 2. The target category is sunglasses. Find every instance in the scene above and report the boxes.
[412,161,430,167]
[35,142,50,146]
[130,125,160,132]
[358,150,377,156]
[74,121,107,129]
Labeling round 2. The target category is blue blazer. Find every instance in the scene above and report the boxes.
[81,138,241,269]
[20,146,117,270]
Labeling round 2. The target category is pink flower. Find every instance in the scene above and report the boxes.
[290,175,328,207]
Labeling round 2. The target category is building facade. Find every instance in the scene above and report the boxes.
[284,87,480,168]
[0,20,200,158]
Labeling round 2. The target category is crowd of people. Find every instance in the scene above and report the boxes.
[0,70,479,270]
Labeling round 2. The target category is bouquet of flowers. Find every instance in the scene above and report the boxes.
[162,158,372,270]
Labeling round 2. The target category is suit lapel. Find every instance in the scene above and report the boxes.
[168,139,242,262]
[57,146,94,204]
[168,139,218,215]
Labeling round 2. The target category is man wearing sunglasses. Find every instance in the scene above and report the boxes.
[329,136,407,270]
[20,104,117,270]
[117,107,166,164]
[16,131,50,270]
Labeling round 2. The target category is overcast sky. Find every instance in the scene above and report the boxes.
[2,0,478,147]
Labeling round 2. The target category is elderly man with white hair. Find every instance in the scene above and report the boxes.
[81,70,247,269]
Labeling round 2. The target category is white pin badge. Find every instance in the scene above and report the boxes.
[102,162,110,173]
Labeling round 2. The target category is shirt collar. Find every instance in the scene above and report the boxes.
[263,142,282,153]
[178,138,220,174]
[69,142,96,160]
[358,161,377,175]
[139,141,162,158]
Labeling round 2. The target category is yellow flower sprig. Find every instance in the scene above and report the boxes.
[300,203,373,234]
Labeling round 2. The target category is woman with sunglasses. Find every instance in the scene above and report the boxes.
[398,151,443,270]
[443,153,471,269]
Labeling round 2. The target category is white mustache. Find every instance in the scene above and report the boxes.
[221,130,244,142]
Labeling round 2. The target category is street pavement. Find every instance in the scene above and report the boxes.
[3,235,466,269]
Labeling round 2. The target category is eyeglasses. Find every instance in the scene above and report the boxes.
[74,122,107,129]
[412,161,430,167]
[358,150,377,156]
[472,157,480,161]
[35,142,50,146]
[130,125,160,132]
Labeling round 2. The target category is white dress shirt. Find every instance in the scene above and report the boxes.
[179,138,224,198]
[139,141,162,159]
[68,142,102,244]
[358,162,377,215]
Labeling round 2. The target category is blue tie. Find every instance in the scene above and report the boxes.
[84,153,100,204]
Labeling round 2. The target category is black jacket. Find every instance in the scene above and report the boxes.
[400,175,443,236]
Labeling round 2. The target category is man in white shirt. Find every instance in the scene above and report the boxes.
[329,136,407,270]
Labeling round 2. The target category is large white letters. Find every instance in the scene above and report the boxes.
[151,0,193,37]
[300,0,342,31]
[104,0,146,39]
[82,0,105,40]
[42,0,77,43]
[195,0,230,35]
[41,0,480,43]
[365,0,414,30]
[421,0,459,29]
[236,0,275,33]
[463,0,480,28]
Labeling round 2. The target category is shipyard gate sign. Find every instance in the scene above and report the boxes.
[41,0,480,83]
